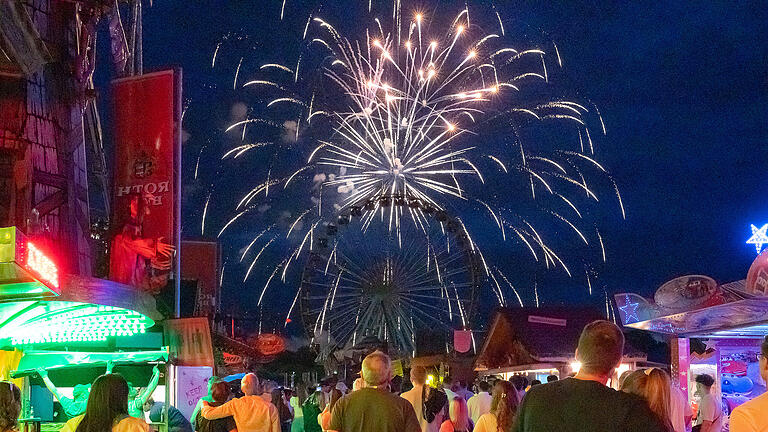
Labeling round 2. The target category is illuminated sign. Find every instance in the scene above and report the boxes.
[1,226,62,298]
[746,224,768,254]
[25,242,59,289]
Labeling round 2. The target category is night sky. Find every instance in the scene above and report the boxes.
[99,1,768,333]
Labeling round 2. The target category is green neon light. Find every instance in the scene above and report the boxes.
[0,301,154,346]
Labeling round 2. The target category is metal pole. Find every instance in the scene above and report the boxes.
[135,0,142,75]
[174,68,182,318]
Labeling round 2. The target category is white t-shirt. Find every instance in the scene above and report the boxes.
[467,392,492,424]
[695,393,722,431]
[401,385,441,432]
[668,386,687,432]
[730,391,768,432]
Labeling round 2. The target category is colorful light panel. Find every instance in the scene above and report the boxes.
[0,301,154,347]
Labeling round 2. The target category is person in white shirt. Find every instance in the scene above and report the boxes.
[467,381,492,424]
[730,336,768,432]
[667,384,689,432]
[693,374,721,432]
[401,366,440,432]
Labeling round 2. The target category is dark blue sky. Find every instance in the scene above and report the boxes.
[118,1,768,331]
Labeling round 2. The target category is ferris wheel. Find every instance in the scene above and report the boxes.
[299,195,484,358]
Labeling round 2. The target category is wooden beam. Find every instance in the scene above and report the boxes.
[34,189,66,217]
[33,169,67,189]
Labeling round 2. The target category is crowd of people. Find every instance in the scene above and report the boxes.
[1,322,767,432]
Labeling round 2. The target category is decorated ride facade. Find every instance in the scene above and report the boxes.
[615,253,768,428]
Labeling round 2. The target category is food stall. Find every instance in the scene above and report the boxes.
[615,257,768,430]
[0,226,170,431]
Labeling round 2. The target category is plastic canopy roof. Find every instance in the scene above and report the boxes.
[11,349,169,378]
[615,281,768,337]
[0,300,154,347]
[0,272,162,348]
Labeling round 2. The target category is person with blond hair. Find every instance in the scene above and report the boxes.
[201,373,280,432]
[329,351,420,432]
[474,380,519,432]
[439,397,470,432]
[620,369,674,432]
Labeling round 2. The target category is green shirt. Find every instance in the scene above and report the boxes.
[129,398,144,418]
[328,388,421,432]
[302,401,322,432]
[59,397,88,417]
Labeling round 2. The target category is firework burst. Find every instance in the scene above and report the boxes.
[195,1,624,347]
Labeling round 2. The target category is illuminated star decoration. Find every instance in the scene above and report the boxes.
[619,294,640,323]
[746,224,768,254]
[704,339,719,351]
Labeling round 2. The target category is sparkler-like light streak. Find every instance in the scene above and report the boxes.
[199,1,624,355]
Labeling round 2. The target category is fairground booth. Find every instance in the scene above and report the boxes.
[475,307,652,384]
[0,226,171,431]
[615,255,768,427]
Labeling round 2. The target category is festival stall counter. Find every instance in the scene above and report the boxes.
[615,266,768,431]
[1,226,171,432]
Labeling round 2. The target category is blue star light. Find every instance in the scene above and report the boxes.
[746,224,768,254]
[619,295,640,323]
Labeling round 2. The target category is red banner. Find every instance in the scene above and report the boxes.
[111,70,175,239]
[454,330,472,353]
[109,71,178,291]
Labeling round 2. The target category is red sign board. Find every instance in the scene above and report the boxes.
[110,70,176,241]
[109,71,180,291]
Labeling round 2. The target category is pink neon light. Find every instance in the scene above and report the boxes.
[26,242,59,289]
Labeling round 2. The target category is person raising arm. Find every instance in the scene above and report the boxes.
[128,366,161,418]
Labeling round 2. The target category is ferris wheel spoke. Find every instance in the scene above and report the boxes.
[399,296,458,318]
[399,298,454,330]
[311,261,367,283]
[321,301,370,326]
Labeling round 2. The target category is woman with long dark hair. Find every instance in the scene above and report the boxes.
[272,388,295,432]
[73,374,149,432]
[473,380,519,432]
[0,381,21,432]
